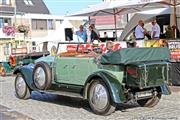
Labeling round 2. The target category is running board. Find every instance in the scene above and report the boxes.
[42,90,84,99]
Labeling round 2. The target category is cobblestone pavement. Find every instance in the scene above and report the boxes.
[0,105,33,120]
[0,76,180,120]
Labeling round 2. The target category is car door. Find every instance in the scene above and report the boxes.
[71,58,91,85]
[55,57,90,85]
[55,57,72,83]
[71,57,99,86]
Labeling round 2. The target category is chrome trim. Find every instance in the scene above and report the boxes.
[90,84,108,110]
[34,67,46,87]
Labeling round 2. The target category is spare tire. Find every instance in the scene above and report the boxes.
[33,62,52,90]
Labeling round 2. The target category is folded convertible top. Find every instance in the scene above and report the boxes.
[101,47,170,65]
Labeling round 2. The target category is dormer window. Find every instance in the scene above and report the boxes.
[24,0,33,6]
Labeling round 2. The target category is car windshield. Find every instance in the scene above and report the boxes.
[56,42,102,57]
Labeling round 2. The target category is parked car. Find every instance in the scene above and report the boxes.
[0,51,49,76]
[13,42,171,115]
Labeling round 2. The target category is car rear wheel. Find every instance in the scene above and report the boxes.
[137,91,161,107]
[33,62,52,90]
[88,80,116,115]
[15,73,31,99]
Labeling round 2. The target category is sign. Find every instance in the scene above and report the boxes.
[168,40,180,60]
[11,47,27,55]
[66,41,128,53]
[15,33,25,40]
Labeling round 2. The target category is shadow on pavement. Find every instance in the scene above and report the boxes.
[31,91,139,114]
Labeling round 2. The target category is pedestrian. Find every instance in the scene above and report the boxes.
[134,20,147,40]
[89,25,99,43]
[165,25,174,39]
[76,25,87,43]
[106,41,114,53]
[104,32,108,38]
[91,24,100,38]
[151,20,160,40]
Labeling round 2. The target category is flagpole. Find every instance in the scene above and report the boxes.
[113,9,117,41]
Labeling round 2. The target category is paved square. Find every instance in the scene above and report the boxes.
[0,76,180,120]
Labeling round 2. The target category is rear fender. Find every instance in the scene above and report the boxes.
[84,71,126,104]
[13,64,35,90]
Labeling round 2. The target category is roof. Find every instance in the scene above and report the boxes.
[16,0,50,14]
[0,0,50,15]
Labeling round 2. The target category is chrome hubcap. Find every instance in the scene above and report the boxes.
[16,75,26,97]
[91,84,108,110]
[34,67,46,87]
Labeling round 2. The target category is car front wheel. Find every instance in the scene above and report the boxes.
[88,80,116,115]
[15,73,31,99]
[33,62,52,90]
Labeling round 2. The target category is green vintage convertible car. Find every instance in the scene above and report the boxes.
[13,42,171,115]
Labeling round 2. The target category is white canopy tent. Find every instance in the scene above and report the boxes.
[69,0,169,17]
[119,7,173,40]
[69,0,170,39]
[69,0,180,39]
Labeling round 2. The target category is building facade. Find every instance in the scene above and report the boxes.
[0,0,51,39]
[0,0,87,62]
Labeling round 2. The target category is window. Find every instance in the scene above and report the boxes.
[24,0,33,6]
[47,20,55,30]
[0,18,11,28]
[0,18,3,28]
[59,20,64,24]
[2,0,10,5]
[32,19,47,30]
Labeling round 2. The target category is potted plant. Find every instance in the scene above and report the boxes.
[17,25,29,36]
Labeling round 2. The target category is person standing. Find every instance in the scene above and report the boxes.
[135,20,147,40]
[165,25,174,39]
[76,25,87,43]
[89,25,98,43]
[151,20,160,40]
[91,24,100,38]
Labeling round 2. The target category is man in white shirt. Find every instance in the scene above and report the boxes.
[151,20,160,40]
[135,20,147,40]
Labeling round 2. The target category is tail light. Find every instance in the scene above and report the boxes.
[127,67,139,78]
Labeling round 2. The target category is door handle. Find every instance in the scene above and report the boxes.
[72,65,76,69]
[63,65,68,68]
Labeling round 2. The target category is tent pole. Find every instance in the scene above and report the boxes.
[173,0,177,39]
[113,9,117,41]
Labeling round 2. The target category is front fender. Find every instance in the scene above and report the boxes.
[13,64,35,90]
[84,71,126,104]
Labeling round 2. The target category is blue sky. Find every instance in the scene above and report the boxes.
[43,0,102,15]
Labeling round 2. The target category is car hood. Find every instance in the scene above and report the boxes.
[35,55,55,65]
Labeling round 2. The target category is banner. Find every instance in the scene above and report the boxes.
[168,40,180,60]
[66,41,128,53]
